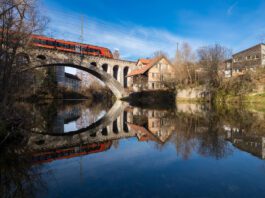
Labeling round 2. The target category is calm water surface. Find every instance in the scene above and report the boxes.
[2,100,265,198]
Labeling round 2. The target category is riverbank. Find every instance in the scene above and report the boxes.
[124,90,176,109]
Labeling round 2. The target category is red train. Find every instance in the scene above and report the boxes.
[31,34,113,58]
[31,141,112,164]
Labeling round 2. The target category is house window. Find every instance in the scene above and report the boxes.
[152,83,155,89]
[152,73,155,77]
[255,54,260,59]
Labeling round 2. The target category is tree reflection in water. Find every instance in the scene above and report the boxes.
[0,142,47,198]
[3,101,265,197]
[17,101,265,161]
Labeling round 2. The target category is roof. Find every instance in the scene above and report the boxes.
[32,34,111,51]
[233,43,265,56]
[137,58,152,66]
[127,55,172,77]
[65,73,81,81]
[127,123,160,143]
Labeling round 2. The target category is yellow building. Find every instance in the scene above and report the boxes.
[127,55,175,91]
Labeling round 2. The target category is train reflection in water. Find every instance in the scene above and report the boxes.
[29,102,177,164]
[28,101,265,165]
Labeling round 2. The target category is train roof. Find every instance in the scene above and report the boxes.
[31,34,112,51]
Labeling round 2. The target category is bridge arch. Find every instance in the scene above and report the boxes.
[113,65,119,80]
[113,119,119,134]
[90,62,97,67]
[123,66,129,88]
[16,53,30,66]
[102,63,108,72]
[101,127,108,136]
[36,55,46,60]
[27,63,127,99]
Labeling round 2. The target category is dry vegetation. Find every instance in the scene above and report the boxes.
[0,0,47,108]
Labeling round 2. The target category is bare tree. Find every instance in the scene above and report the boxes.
[174,42,196,85]
[0,0,47,107]
[152,50,167,58]
[197,44,231,101]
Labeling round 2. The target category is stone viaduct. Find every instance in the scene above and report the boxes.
[27,101,135,151]
[21,47,136,98]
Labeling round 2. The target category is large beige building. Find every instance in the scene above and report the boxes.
[127,55,175,91]
[225,43,265,77]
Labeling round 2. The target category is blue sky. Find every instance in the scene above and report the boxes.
[40,0,265,60]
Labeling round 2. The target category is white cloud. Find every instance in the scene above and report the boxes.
[43,8,204,61]
[227,2,238,16]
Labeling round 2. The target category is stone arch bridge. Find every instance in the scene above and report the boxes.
[22,48,136,98]
[27,101,135,151]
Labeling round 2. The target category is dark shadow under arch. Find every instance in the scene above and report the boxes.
[91,62,97,67]
[113,65,119,80]
[37,55,46,60]
[102,63,108,72]
[123,67,129,88]
[24,63,127,99]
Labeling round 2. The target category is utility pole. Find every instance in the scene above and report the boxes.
[80,15,84,44]
[79,15,84,63]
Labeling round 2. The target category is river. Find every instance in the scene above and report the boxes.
[2,100,265,198]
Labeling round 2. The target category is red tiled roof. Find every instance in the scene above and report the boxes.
[127,123,160,143]
[138,58,152,65]
[127,55,165,77]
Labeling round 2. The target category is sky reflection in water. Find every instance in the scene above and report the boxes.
[4,101,265,198]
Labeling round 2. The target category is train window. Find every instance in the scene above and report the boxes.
[69,45,74,50]
[75,45,81,53]
[38,39,44,45]
[35,39,39,44]
[33,39,39,43]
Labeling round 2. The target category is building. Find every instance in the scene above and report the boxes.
[56,66,81,91]
[225,43,265,77]
[128,108,175,144]
[64,73,81,91]
[127,55,175,91]
[225,126,265,159]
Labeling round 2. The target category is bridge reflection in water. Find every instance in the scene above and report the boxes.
[4,101,265,198]
[26,101,265,165]
[29,100,178,164]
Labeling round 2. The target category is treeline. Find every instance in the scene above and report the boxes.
[158,42,263,103]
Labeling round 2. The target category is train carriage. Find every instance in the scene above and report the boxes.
[31,35,113,58]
